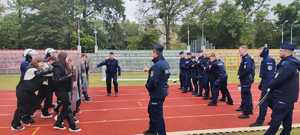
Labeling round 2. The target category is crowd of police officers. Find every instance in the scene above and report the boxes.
[177,42,299,135]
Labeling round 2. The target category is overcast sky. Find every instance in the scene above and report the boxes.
[124,0,294,22]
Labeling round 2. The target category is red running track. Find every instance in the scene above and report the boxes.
[0,84,300,135]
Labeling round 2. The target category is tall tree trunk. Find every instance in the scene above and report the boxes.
[165,16,171,49]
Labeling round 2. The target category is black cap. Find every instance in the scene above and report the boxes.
[109,52,114,55]
[153,44,164,53]
[191,56,196,59]
[186,52,192,55]
[179,51,184,55]
[281,42,295,51]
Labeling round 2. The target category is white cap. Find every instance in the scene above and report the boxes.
[45,48,56,55]
[24,49,38,57]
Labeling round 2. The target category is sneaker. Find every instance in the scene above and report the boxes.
[69,126,81,132]
[41,113,53,119]
[249,122,263,127]
[53,123,66,130]
[208,102,217,106]
[11,125,25,131]
[238,114,250,119]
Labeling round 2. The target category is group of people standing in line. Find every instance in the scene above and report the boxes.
[177,43,299,135]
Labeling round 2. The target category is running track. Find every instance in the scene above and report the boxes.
[0,84,300,135]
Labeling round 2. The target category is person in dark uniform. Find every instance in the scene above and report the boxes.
[208,56,226,101]
[38,48,57,119]
[250,46,276,127]
[237,45,255,119]
[20,49,35,80]
[96,52,121,96]
[197,51,210,98]
[178,51,185,90]
[207,53,233,106]
[52,52,81,132]
[182,53,193,93]
[190,55,200,96]
[11,58,53,131]
[143,44,170,135]
[264,43,300,135]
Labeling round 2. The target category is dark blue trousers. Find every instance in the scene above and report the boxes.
[211,78,233,104]
[179,71,184,89]
[264,100,294,135]
[256,90,269,124]
[148,98,166,135]
[199,75,209,97]
[106,74,118,94]
[240,83,253,115]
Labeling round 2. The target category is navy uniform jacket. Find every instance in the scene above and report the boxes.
[97,59,121,76]
[209,59,227,83]
[238,54,255,84]
[259,56,276,90]
[20,60,30,80]
[146,56,171,99]
[179,58,186,74]
[184,58,193,76]
[198,56,209,78]
[268,56,300,104]
[190,60,200,79]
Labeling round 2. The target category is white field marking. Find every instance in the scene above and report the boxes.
[0,111,300,130]
[161,124,300,135]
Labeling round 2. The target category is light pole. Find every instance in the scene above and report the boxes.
[281,20,288,44]
[94,28,98,53]
[76,17,81,53]
[291,20,299,44]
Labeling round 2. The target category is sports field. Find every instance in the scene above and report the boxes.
[0,73,300,135]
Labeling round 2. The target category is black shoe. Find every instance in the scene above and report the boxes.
[249,122,263,127]
[238,114,250,119]
[203,97,209,100]
[219,98,226,102]
[53,123,66,130]
[11,125,25,131]
[143,130,157,135]
[236,108,242,112]
[208,102,217,106]
[226,101,234,105]
[69,126,81,132]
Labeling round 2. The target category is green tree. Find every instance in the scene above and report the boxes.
[140,0,198,49]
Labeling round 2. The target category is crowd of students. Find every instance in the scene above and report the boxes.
[11,48,90,132]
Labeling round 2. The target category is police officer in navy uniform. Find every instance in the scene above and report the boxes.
[250,46,276,127]
[197,51,210,99]
[20,49,35,81]
[143,44,170,135]
[190,55,200,96]
[96,52,121,96]
[264,42,300,135]
[178,51,185,90]
[182,53,192,93]
[237,45,255,119]
[207,53,233,106]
